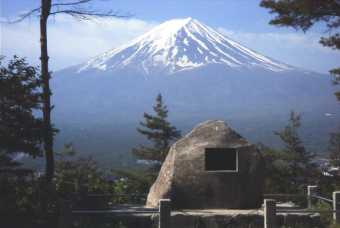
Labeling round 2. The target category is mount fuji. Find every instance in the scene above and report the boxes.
[52,18,339,165]
[76,17,294,74]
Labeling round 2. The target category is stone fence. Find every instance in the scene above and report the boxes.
[57,185,340,228]
[264,185,340,228]
[59,198,170,228]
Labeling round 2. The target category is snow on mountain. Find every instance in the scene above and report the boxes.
[77,17,294,75]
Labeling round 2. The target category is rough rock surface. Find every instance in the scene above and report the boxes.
[146,120,264,209]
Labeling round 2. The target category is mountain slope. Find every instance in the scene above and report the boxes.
[52,18,340,165]
[76,18,295,75]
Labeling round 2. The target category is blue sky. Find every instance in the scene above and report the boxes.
[1,0,339,73]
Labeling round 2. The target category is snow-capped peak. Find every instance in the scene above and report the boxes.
[78,18,294,74]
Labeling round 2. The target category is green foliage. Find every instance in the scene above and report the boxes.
[1,144,152,228]
[110,169,153,204]
[274,112,314,165]
[321,34,340,50]
[56,155,106,197]
[0,171,40,213]
[262,111,317,193]
[259,143,293,193]
[133,93,181,167]
[55,146,150,206]
[329,130,340,166]
[0,56,44,167]
[0,56,52,226]
[260,0,340,98]
[329,224,340,228]
[260,0,340,32]
[318,174,340,198]
[335,90,340,101]
[55,146,111,209]
[274,112,316,189]
[310,200,340,228]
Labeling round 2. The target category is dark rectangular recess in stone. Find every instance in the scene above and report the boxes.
[205,148,238,172]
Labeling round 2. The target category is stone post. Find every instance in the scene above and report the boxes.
[333,191,340,224]
[159,199,171,228]
[307,185,318,209]
[58,199,72,228]
[264,199,276,228]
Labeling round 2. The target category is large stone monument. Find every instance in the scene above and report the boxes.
[146,120,264,209]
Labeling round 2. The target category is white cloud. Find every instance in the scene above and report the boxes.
[1,15,157,70]
[218,28,329,52]
[217,28,340,73]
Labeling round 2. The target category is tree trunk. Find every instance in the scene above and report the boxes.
[40,0,54,184]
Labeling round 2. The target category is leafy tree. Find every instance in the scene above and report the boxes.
[0,56,48,225]
[259,143,293,193]
[261,112,319,195]
[9,0,127,185]
[0,56,44,167]
[133,94,181,168]
[329,130,340,166]
[260,0,340,99]
[110,169,153,204]
[55,146,152,208]
[274,111,316,191]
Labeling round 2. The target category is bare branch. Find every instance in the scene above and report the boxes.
[51,0,92,7]
[4,7,41,24]
[49,9,131,19]
[3,0,131,24]
[3,2,131,24]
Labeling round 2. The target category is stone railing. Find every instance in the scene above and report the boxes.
[59,198,171,228]
[264,185,340,228]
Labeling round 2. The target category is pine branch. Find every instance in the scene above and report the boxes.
[320,34,340,50]
[133,93,181,165]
